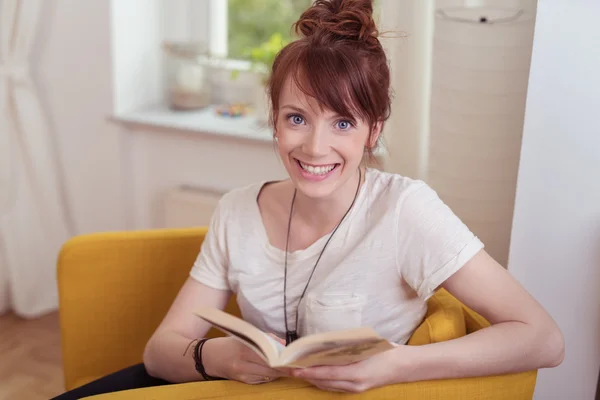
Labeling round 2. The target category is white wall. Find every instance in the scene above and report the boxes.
[36,0,287,234]
[508,1,600,399]
[125,127,287,229]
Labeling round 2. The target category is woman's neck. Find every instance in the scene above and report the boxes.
[292,167,364,231]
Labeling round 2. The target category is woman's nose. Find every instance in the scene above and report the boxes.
[302,127,329,157]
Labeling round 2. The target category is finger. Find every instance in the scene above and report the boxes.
[275,367,293,376]
[243,374,280,385]
[307,379,367,394]
[240,346,273,366]
[268,333,286,345]
[240,360,286,378]
[243,356,286,377]
[292,366,347,381]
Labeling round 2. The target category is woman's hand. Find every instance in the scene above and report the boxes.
[202,337,286,384]
[288,347,402,393]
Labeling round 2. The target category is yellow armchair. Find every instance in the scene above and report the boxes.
[57,228,537,399]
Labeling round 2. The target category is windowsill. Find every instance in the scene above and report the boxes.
[112,104,273,143]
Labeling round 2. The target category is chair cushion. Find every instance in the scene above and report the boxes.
[83,373,538,400]
[407,289,467,346]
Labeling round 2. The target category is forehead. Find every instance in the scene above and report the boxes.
[279,77,315,106]
[279,76,339,117]
[275,60,370,122]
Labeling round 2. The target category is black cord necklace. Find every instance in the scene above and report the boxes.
[283,168,362,345]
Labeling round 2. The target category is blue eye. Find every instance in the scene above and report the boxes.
[337,120,352,130]
[289,115,305,125]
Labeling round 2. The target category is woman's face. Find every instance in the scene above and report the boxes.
[275,78,380,199]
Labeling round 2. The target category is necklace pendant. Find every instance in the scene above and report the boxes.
[286,331,298,346]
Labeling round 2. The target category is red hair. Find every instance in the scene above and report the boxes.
[267,0,391,153]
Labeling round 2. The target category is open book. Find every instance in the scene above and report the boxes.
[194,307,396,368]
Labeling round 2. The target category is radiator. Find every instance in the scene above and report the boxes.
[163,185,223,228]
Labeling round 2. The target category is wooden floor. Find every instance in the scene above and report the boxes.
[0,312,64,400]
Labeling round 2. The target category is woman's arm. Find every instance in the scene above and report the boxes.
[398,249,564,381]
[144,278,287,384]
[291,249,564,392]
[143,278,231,382]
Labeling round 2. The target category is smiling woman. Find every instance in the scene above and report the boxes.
[267,0,389,200]
[273,80,377,198]
[52,0,563,398]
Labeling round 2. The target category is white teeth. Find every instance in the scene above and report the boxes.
[299,161,336,175]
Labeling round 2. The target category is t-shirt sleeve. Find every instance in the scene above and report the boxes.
[396,182,484,301]
[189,198,231,291]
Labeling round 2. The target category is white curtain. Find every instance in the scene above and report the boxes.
[0,0,73,317]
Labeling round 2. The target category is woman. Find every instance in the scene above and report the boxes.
[53,0,563,398]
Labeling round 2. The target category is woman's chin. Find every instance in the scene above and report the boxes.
[294,181,337,199]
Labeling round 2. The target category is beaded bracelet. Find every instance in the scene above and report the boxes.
[193,338,226,381]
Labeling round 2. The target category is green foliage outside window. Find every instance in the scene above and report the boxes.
[227,0,312,61]
[227,0,381,83]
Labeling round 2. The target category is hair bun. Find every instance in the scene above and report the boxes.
[294,0,379,48]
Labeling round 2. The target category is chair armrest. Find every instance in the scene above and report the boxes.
[82,373,537,400]
[57,228,208,390]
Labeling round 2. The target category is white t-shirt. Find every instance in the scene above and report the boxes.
[190,168,483,344]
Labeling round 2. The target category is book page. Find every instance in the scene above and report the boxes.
[266,335,287,354]
[277,327,395,367]
[193,307,281,364]
[279,339,395,368]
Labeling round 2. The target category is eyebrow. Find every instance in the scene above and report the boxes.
[281,105,306,113]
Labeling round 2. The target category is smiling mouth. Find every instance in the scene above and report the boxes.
[295,159,340,175]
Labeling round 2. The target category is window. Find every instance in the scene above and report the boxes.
[112,0,386,145]
[177,0,380,63]
[226,0,313,61]
[112,0,384,115]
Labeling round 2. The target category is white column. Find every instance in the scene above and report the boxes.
[379,0,434,179]
[509,1,600,397]
[426,4,536,267]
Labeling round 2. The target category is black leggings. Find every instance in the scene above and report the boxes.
[51,363,176,399]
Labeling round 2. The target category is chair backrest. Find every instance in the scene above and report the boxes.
[57,227,505,392]
[57,228,215,390]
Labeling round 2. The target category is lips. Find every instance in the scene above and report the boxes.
[296,159,340,176]
[298,161,338,175]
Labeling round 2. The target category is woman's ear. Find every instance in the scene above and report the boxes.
[367,121,383,149]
